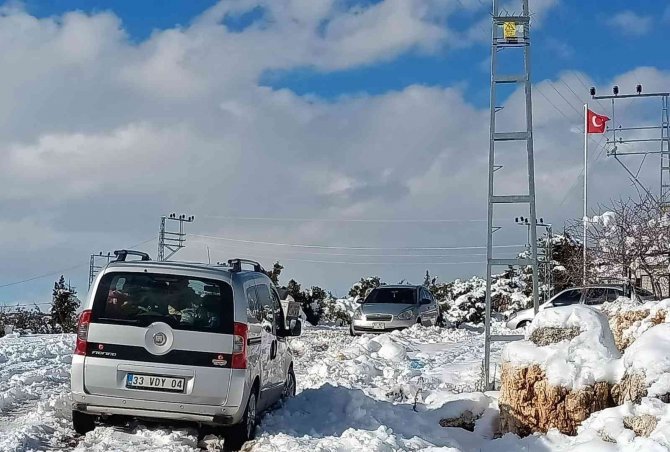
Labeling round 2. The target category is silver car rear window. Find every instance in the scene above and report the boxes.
[91,272,234,334]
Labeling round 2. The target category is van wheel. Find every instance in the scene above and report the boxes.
[72,410,96,435]
[282,367,296,400]
[226,388,258,450]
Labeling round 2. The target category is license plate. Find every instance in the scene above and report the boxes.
[372,322,385,330]
[126,373,185,392]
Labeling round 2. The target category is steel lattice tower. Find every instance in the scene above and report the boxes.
[483,0,540,390]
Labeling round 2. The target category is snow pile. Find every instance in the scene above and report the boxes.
[578,397,670,449]
[0,333,76,451]
[503,305,621,389]
[620,323,670,399]
[254,384,491,451]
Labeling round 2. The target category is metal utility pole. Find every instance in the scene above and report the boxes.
[158,213,195,261]
[514,217,553,302]
[484,0,539,390]
[590,86,670,209]
[89,252,113,289]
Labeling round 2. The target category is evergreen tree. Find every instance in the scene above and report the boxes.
[348,276,383,299]
[266,261,284,286]
[51,275,79,333]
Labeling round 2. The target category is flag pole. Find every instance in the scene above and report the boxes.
[583,103,588,285]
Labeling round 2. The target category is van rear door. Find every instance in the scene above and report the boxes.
[83,271,235,406]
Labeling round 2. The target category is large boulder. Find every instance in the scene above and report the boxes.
[602,298,669,353]
[613,323,670,405]
[499,305,620,436]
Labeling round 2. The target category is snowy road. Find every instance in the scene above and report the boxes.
[0,325,517,452]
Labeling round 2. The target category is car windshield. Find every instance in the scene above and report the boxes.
[635,287,654,297]
[91,272,234,333]
[364,288,416,304]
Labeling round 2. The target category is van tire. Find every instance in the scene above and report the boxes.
[226,387,258,450]
[282,367,296,400]
[72,410,96,435]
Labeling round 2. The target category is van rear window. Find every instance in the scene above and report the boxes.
[92,272,234,334]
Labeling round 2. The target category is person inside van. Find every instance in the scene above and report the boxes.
[166,279,200,316]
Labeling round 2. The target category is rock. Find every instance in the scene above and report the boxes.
[499,363,612,436]
[500,306,620,436]
[611,372,647,405]
[623,414,658,437]
[198,434,225,451]
[603,298,669,353]
[529,326,580,346]
[609,309,650,352]
[439,409,479,431]
[616,324,670,403]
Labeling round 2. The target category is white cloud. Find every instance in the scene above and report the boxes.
[0,1,663,301]
[606,11,652,36]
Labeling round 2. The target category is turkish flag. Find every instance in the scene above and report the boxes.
[587,109,610,134]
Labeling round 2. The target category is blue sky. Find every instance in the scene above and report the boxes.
[0,0,669,306]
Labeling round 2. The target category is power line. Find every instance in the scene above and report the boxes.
[242,257,487,266]
[547,81,582,116]
[573,73,608,112]
[206,248,488,266]
[0,237,155,290]
[0,263,87,289]
[190,233,525,251]
[189,240,488,258]
[197,215,488,224]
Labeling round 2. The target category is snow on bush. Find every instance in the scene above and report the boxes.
[434,273,530,326]
[503,305,621,389]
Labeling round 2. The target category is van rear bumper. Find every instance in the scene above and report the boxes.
[71,392,243,426]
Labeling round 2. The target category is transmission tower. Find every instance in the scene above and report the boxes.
[158,213,195,261]
[89,252,112,289]
[590,86,670,209]
[484,0,540,390]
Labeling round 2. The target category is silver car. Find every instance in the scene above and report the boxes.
[350,285,440,335]
[506,284,654,329]
[70,251,302,449]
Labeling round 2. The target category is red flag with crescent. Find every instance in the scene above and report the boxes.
[587,109,610,134]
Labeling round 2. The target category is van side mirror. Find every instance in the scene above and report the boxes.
[356,298,364,304]
[288,319,302,337]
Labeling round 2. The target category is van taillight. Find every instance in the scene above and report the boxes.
[74,310,92,356]
[232,322,248,369]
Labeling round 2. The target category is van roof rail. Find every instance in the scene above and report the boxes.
[113,250,151,262]
[227,258,265,273]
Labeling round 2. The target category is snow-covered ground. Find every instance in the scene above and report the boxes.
[2,321,665,451]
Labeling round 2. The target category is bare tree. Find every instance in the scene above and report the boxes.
[566,195,670,298]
